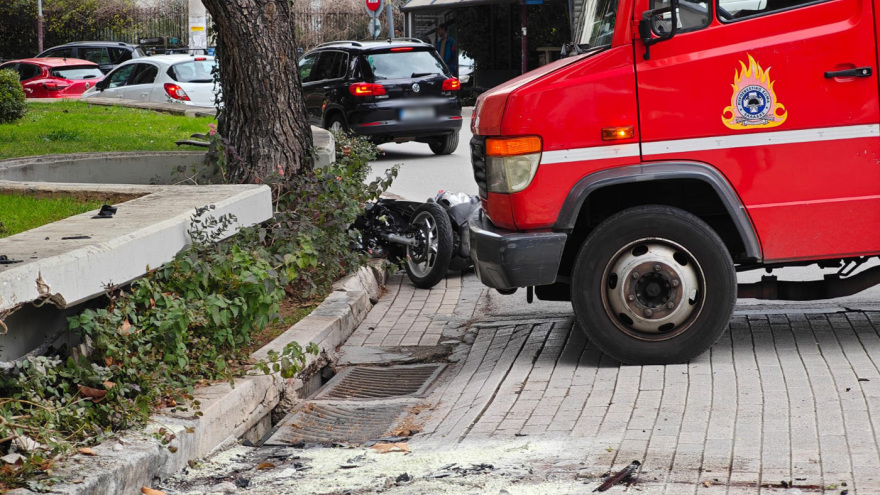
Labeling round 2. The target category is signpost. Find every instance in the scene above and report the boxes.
[366,0,383,16]
[365,0,384,39]
[369,18,382,39]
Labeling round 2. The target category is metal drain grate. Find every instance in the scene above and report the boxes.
[264,404,406,446]
[313,364,445,400]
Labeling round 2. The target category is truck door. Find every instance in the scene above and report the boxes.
[635,0,880,262]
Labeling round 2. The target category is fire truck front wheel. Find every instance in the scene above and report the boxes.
[571,205,736,365]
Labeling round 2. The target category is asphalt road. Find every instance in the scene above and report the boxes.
[368,109,477,202]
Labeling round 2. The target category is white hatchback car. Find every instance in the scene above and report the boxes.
[81,55,218,108]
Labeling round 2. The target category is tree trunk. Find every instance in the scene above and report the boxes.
[202,0,313,182]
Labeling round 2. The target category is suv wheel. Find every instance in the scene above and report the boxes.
[327,115,348,134]
[570,205,736,365]
[429,132,459,155]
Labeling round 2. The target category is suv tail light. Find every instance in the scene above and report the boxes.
[164,83,191,101]
[349,83,386,97]
[442,78,461,91]
[43,81,69,91]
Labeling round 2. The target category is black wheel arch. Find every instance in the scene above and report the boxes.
[323,106,348,129]
[554,161,762,278]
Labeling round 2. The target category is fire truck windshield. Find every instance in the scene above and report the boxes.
[573,0,618,47]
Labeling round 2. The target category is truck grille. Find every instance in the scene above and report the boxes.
[470,136,487,195]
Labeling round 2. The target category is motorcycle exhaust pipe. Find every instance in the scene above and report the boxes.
[384,234,418,247]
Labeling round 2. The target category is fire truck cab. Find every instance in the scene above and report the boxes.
[468,0,880,364]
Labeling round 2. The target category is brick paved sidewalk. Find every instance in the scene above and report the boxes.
[344,271,482,348]
[342,272,880,493]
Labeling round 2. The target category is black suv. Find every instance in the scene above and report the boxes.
[37,41,145,74]
[298,39,462,155]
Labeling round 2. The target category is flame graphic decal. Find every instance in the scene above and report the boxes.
[722,54,787,130]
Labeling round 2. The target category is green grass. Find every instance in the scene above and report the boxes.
[0,194,105,238]
[0,100,215,160]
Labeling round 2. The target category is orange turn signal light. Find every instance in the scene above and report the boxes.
[601,126,635,141]
[486,136,542,156]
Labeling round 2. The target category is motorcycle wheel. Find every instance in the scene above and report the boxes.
[405,203,453,289]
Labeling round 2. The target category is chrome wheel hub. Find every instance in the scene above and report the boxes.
[603,239,704,337]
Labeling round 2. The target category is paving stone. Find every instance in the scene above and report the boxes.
[340,272,880,493]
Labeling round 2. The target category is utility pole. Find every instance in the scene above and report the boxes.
[386,2,395,38]
[37,0,43,53]
[521,2,527,74]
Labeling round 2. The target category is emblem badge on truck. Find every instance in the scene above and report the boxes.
[722,54,787,130]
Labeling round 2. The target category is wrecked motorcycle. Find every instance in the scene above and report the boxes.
[352,191,479,289]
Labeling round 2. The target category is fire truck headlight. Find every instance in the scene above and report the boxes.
[487,153,541,193]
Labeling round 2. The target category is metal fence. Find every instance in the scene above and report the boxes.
[0,0,187,60]
[293,7,404,51]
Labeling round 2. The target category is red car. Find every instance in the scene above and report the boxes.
[0,58,104,98]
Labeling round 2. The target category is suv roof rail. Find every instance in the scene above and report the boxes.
[388,37,430,44]
[316,40,363,48]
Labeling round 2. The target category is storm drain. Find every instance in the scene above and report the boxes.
[312,363,445,400]
[264,364,446,446]
[264,404,407,446]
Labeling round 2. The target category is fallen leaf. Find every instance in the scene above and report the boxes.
[256,462,276,470]
[78,447,97,456]
[77,385,107,402]
[118,319,133,336]
[103,381,116,389]
[141,488,167,495]
[370,442,409,454]
[104,357,115,366]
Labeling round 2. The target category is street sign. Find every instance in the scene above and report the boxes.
[366,0,383,17]
[369,17,382,39]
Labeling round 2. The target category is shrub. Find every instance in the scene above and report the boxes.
[0,69,26,124]
[0,129,396,490]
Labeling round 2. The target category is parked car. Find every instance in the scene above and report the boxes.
[37,41,145,74]
[298,39,463,155]
[458,54,475,87]
[81,55,217,108]
[0,58,104,98]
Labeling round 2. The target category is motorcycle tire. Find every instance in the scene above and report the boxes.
[405,202,454,289]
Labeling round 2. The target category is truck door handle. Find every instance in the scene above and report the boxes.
[825,67,872,78]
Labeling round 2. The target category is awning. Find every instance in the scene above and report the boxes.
[401,0,518,11]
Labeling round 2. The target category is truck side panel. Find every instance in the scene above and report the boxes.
[500,46,641,230]
[635,0,880,262]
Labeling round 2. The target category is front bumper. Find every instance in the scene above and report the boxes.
[468,209,567,290]
[351,116,462,139]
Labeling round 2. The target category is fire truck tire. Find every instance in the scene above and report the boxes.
[571,205,736,365]
[405,202,454,289]
[429,132,459,155]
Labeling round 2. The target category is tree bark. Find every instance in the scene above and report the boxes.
[202,0,313,182]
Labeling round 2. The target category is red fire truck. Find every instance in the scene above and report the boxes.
[468,0,880,364]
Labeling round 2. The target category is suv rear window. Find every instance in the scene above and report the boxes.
[366,50,446,80]
[167,60,215,83]
[50,66,103,80]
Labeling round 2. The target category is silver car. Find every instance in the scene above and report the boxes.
[81,55,218,108]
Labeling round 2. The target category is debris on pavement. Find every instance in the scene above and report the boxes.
[370,442,410,454]
[594,460,642,492]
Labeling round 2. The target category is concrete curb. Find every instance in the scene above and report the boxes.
[22,263,388,495]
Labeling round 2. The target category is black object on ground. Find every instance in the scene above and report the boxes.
[594,460,642,492]
[92,205,117,219]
